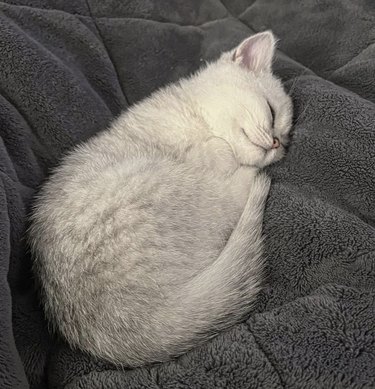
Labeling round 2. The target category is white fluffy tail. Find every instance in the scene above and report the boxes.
[173,173,269,328]
[133,172,271,365]
[60,172,271,367]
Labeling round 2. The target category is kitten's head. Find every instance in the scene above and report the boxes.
[192,31,293,168]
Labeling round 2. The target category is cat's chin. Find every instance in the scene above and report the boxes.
[257,148,285,168]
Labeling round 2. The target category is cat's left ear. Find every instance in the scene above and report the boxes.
[233,31,277,73]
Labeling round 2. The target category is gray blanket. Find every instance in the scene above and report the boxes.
[1,1,374,388]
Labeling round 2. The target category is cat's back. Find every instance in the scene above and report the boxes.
[30,131,252,295]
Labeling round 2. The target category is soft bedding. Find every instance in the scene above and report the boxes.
[0,1,374,388]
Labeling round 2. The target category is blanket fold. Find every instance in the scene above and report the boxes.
[0,1,374,388]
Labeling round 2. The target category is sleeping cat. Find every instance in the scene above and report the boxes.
[29,31,293,366]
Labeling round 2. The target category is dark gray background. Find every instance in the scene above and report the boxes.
[0,0,374,388]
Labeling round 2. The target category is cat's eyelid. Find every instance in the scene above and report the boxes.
[267,101,275,127]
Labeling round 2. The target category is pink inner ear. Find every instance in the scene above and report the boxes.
[234,31,276,73]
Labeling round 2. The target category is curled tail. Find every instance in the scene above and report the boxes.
[45,172,271,367]
[175,172,270,319]
[168,172,270,345]
[108,172,271,366]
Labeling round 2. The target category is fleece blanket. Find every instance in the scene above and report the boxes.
[1,0,374,388]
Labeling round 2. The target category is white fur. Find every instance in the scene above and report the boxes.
[29,32,293,366]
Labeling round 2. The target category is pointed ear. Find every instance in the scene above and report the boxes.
[233,31,277,73]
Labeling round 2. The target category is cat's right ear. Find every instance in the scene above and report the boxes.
[232,31,277,73]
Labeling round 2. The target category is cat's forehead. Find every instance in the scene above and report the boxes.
[229,88,270,116]
[210,63,281,103]
[193,60,290,124]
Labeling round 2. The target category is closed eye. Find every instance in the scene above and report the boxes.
[241,127,251,142]
[241,128,267,151]
[267,101,275,128]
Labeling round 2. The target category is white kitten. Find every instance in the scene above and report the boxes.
[29,31,293,367]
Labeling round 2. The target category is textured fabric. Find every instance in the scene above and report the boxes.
[0,1,374,388]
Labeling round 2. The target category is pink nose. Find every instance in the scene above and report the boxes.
[271,137,280,149]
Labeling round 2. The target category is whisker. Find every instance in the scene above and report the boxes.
[286,75,300,97]
[255,123,271,144]
[293,95,313,126]
[286,63,316,98]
